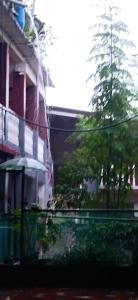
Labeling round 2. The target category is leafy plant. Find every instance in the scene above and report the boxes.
[13,210,60,262]
[55,2,138,208]
[52,219,138,267]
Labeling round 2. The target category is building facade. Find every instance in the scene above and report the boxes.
[48,106,92,185]
[48,106,138,208]
[0,0,53,212]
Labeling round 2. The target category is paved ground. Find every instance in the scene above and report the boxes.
[0,288,138,299]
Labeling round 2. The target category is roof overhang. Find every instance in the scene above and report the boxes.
[0,1,38,72]
[0,1,54,88]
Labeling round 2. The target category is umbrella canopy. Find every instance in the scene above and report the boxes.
[0,157,47,171]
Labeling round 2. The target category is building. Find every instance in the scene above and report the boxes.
[0,0,53,212]
[48,106,138,209]
[48,106,92,185]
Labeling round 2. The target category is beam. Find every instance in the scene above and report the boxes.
[0,27,25,62]
[6,0,26,7]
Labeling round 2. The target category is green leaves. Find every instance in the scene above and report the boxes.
[54,2,138,209]
[52,220,138,267]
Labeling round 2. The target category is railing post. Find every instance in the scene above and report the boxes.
[0,105,6,142]
[4,108,7,141]
[20,166,25,266]
[19,117,25,156]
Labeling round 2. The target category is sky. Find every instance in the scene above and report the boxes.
[34,0,138,111]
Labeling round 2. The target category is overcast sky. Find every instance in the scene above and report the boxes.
[34,0,138,111]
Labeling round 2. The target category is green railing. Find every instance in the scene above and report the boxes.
[1,209,138,267]
[0,216,20,264]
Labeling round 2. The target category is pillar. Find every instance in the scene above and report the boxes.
[39,95,47,140]
[0,43,9,107]
[11,72,26,155]
[12,72,26,117]
[26,86,38,129]
[26,85,38,158]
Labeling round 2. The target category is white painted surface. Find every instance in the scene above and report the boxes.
[38,184,45,209]
[7,111,19,146]
[38,137,44,162]
[48,110,80,118]
[134,203,138,217]
[0,105,4,141]
[25,125,33,155]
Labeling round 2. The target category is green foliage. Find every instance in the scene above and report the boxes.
[36,216,59,251]
[13,210,60,261]
[54,152,89,208]
[52,220,138,267]
[55,2,138,208]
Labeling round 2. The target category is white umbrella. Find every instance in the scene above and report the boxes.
[0,156,48,265]
[0,157,47,171]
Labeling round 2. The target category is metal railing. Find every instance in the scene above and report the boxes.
[0,105,46,158]
[0,216,20,264]
[1,209,138,267]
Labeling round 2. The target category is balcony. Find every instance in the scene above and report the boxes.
[0,106,19,148]
[0,105,45,161]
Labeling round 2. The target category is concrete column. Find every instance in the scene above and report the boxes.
[11,72,26,155]
[26,86,37,128]
[0,43,9,107]
[26,85,39,203]
[26,86,39,158]
[12,72,26,117]
[39,96,47,140]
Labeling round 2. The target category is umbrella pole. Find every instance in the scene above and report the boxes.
[20,166,25,266]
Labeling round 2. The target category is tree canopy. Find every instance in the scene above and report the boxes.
[54,2,138,209]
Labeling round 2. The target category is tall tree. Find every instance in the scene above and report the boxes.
[55,2,138,208]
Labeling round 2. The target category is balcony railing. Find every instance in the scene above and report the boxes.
[1,209,138,267]
[0,106,47,162]
[6,110,19,146]
[24,125,33,155]
[38,137,44,162]
[0,104,5,141]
